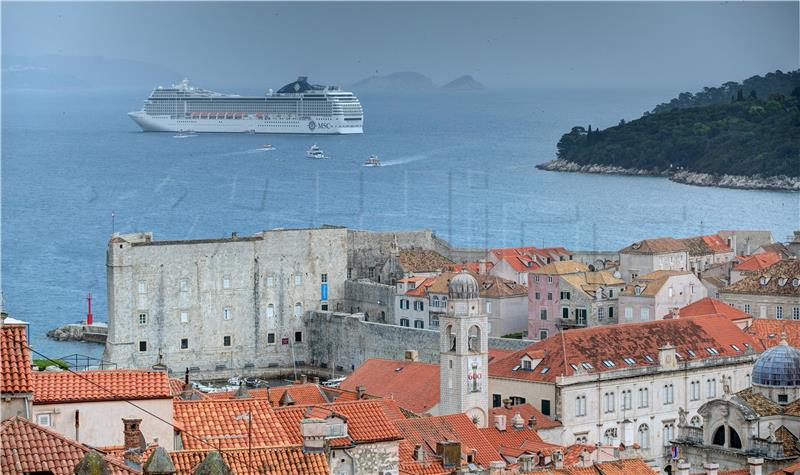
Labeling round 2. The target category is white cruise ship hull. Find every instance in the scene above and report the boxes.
[128,112,362,135]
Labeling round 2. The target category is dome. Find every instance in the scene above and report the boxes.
[752,337,800,387]
[449,271,479,299]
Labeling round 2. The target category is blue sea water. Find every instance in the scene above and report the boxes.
[2,87,798,359]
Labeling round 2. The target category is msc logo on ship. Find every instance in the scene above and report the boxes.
[307,120,316,131]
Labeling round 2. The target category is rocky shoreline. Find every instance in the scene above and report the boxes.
[536,159,800,192]
[47,323,107,343]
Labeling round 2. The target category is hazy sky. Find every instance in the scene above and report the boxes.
[3,1,798,89]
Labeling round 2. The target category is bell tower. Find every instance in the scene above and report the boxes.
[439,271,489,427]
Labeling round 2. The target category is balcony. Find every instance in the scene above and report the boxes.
[556,319,588,329]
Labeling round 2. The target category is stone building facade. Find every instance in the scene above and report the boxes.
[618,237,689,283]
[720,259,800,321]
[619,271,707,322]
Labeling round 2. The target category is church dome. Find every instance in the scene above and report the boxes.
[449,271,479,299]
[752,337,800,387]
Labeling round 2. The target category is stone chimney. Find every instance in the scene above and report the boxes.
[74,450,110,475]
[676,462,691,475]
[356,384,366,400]
[122,418,145,450]
[703,463,719,475]
[479,260,487,274]
[300,374,308,384]
[193,451,232,475]
[143,447,176,475]
[552,450,563,469]
[747,458,764,475]
[300,418,328,453]
[488,461,505,473]
[494,414,506,432]
[517,454,535,472]
[405,350,419,362]
[413,444,424,462]
[670,307,680,319]
[313,376,320,385]
[436,441,461,468]
[511,412,524,430]
[528,416,537,429]
[502,398,512,409]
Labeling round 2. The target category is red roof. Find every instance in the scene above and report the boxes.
[169,446,330,475]
[206,383,331,406]
[1,417,139,475]
[488,348,516,364]
[32,370,172,404]
[489,403,561,430]
[734,252,781,272]
[452,262,494,274]
[489,316,765,383]
[746,320,800,349]
[478,424,561,459]
[406,277,438,297]
[173,399,291,450]
[1,324,32,394]
[398,439,448,475]
[490,246,573,273]
[674,297,751,321]
[340,358,440,414]
[702,234,732,253]
[393,413,504,468]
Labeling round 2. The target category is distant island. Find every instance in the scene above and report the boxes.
[352,71,485,91]
[538,70,800,191]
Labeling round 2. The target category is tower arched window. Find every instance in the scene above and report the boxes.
[468,325,481,353]
[637,424,650,449]
[728,427,742,449]
[712,426,725,446]
[445,325,456,352]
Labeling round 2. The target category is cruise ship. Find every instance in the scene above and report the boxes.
[128,77,363,134]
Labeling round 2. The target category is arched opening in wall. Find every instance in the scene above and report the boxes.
[637,424,650,449]
[446,325,456,352]
[728,427,742,449]
[380,311,385,321]
[712,426,725,446]
[468,325,481,353]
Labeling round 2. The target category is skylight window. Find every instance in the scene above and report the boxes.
[644,355,654,363]
[581,362,594,370]
[540,367,550,374]
[602,360,615,368]
[731,344,741,352]
[623,357,636,365]
[570,363,579,371]
[744,343,752,350]
[675,353,682,360]
[706,348,719,355]
[686,349,696,357]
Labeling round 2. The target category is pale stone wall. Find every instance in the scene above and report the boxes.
[619,251,688,283]
[720,292,800,320]
[1,397,30,420]
[329,440,400,475]
[344,279,395,323]
[31,398,174,450]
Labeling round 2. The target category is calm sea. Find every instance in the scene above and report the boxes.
[2,87,798,358]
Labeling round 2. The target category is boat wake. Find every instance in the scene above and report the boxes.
[380,146,457,167]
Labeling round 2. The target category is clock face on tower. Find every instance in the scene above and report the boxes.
[466,407,485,427]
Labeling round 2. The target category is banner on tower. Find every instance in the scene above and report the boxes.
[467,356,483,393]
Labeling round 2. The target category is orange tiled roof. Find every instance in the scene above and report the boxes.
[340,358,440,414]
[206,383,331,406]
[452,261,494,274]
[489,403,561,430]
[169,378,185,396]
[733,252,782,272]
[723,259,800,296]
[398,439,448,475]
[770,459,800,475]
[170,446,329,475]
[530,261,589,276]
[489,316,765,383]
[173,399,291,450]
[746,320,800,349]
[273,400,403,446]
[620,237,687,255]
[1,417,139,475]
[32,370,172,404]
[393,413,504,468]
[488,348,516,364]
[478,424,561,459]
[524,459,656,474]
[675,297,751,321]
[1,324,32,394]
[406,277,438,297]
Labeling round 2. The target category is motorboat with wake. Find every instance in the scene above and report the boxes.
[307,144,328,159]
[260,144,276,151]
[363,155,381,167]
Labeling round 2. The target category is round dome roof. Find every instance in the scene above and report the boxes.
[752,337,800,387]
[449,271,479,299]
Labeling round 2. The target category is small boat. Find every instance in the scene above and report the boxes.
[173,130,196,138]
[363,155,381,167]
[260,144,276,151]
[307,144,327,159]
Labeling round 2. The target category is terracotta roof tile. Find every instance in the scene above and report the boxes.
[723,259,800,296]
[620,270,691,297]
[478,425,561,458]
[524,459,656,474]
[746,320,800,349]
[173,399,291,450]
[675,297,751,321]
[32,370,172,404]
[489,316,764,383]
[169,378,186,396]
[1,417,139,475]
[620,237,688,255]
[1,324,32,394]
[452,261,494,274]
[398,439,448,475]
[770,459,800,475]
[170,446,329,475]
[734,252,782,272]
[679,235,731,256]
[206,383,331,406]
[273,400,403,445]
[340,358,440,414]
[531,262,590,276]
[399,250,454,273]
[489,404,561,430]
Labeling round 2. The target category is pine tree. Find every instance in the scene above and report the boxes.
[736,89,745,102]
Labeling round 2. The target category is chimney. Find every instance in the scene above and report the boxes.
[511,412,524,430]
[356,384,366,400]
[676,462,691,475]
[300,374,308,384]
[300,418,328,453]
[313,376,320,385]
[413,444,424,462]
[479,260,487,274]
[122,418,144,450]
[552,450,563,469]
[405,350,419,362]
[528,416,537,429]
[494,414,506,432]
[503,398,512,409]
[670,307,680,319]
[488,461,505,473]
[436,441,461,468]
[747,458,764,475]
[518,454,535,472]
[703,463,719,475]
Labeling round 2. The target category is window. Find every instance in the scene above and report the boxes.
[414,320,424,329]
[534,275,540,283]
[522,359,532,370]
[608,307,614,320]
[36,413,52,426]
[776,306,784,320]
[562,307,569,319]
[638,387,649,408]
[604,428,617,445]
[432,296,439,308]
[541,399,551,416]
[138,312,147,325]
[368,267,375,278]
[598,307,605,320]
[321,273,328,283]
[180,338,189,349]
[560,291,571,300]
[603,392,615,413]
[624,307,633,320]
[608,290,614,298]
[295,274,302,286]
[663,423,675,446]
[602,359,615,368]
[486,302,492,313]
[267,333,276,344]
[267,304,275,318]
[663,384,674,404]
[744,303,751,314]
[295,331,302,343]
[547,292,553,301]
[575,434,588,444]
[223,275,231,289]
[623,357,635,365]
[347,268,352,279]
[223,336,231,347]
[540,309,547,320]
[794,307,800,320]
[668,287,674,297]
[294,303,302,317]
[510,396,526,405]
[138,281,147,294]
[267,275,274,287]
[223,307,232,320]
[706,378,716,398]
[138,341,147,352]
[400,318,410,327]
[493,394,502,408]
[180,311,188,323]
[621,390,632,410]
[575,395,587,417]
[547,276,553,284]
[640,308,650,321]
[637,424,650,449]
[535,292,541,299]
[180,279,189,292]
[690,380,700,400]
[539,330,548,340]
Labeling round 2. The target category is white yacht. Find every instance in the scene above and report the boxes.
[363,155,381,167]
[130,77,364,134]
[260,144,276,151]
[307,144,327,159]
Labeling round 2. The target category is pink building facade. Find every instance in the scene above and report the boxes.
[527,273,561,341]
